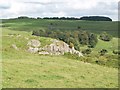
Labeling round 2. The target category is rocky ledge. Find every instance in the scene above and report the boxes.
[27,39,83,57]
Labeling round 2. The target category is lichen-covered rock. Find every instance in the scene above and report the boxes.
[27,39,41,48]
[27,39,83,57]
[28,47,39,53]
[39,51,49,55]
[73,50,83,57]
[39,40,83,57]
[11,44,19,50]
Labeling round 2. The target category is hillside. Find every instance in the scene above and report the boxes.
[2,19,119,68]
[2,28,118,88]
[1,19,119,88]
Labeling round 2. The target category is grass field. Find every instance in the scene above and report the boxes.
[1,19,119,88]
[3,57,118,88]
[2,19,118,37]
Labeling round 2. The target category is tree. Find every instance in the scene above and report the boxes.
[18,16,29,19]
[73,31,79,39]
[78,31,89,45]
[37,17,42,19]
[88,33,98,48]
[66,37,80,51]
[80,16,112,21]
[77,26,81,30]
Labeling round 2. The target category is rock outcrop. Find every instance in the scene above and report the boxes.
[27,39,83,57]
[39,51,49,55]
[42,40,69,54]
[28,47,39,53]
[39,39,83,57]
[27,39,41,53]
[27,39,41,48]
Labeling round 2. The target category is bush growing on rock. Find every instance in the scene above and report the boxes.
[69,42,74,48]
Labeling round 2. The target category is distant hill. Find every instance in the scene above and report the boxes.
[80,16,112,21]
[14,16,112,21]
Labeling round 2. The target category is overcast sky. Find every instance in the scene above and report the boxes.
[0,0,119,21]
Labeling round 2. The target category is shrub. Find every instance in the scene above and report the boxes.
[113,50,120,55]
[88,33,98,48]
[77,26,81,29]
[32,29,46,37]
[78,31,89,45]
[67,38,80,51]
[99,49,108,56]
[96,60,106,65]
[32,30,40,36]
[99,32,112,41]
[82,49,92,55]
[74,41,80,51]
[69,42,74,48]
[78,31,98,48]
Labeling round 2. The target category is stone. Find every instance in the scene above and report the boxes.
[25,37,29,40]
[16,34,21,38]
[27,39,41,48]
[39,51,49,55]
[11,44,19,50]
[74,50,83,57]
[42,39,83,56]
[28,47,39,53]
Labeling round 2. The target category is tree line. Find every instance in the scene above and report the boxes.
[17,16,112,21]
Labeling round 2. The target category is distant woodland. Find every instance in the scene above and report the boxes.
[17,16,112,21]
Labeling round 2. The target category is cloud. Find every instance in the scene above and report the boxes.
[118,1,120,20]
[23,1,64,5]
[0,0,119,20]
[0,5,10,9]
[0,0,11,9]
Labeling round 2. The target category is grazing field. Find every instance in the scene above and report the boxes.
[3,57,118,88]
[2,19,118,37]
[1,19,119,88]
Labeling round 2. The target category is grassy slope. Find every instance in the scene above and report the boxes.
[2,28,118,88]
[3,57,118,88]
